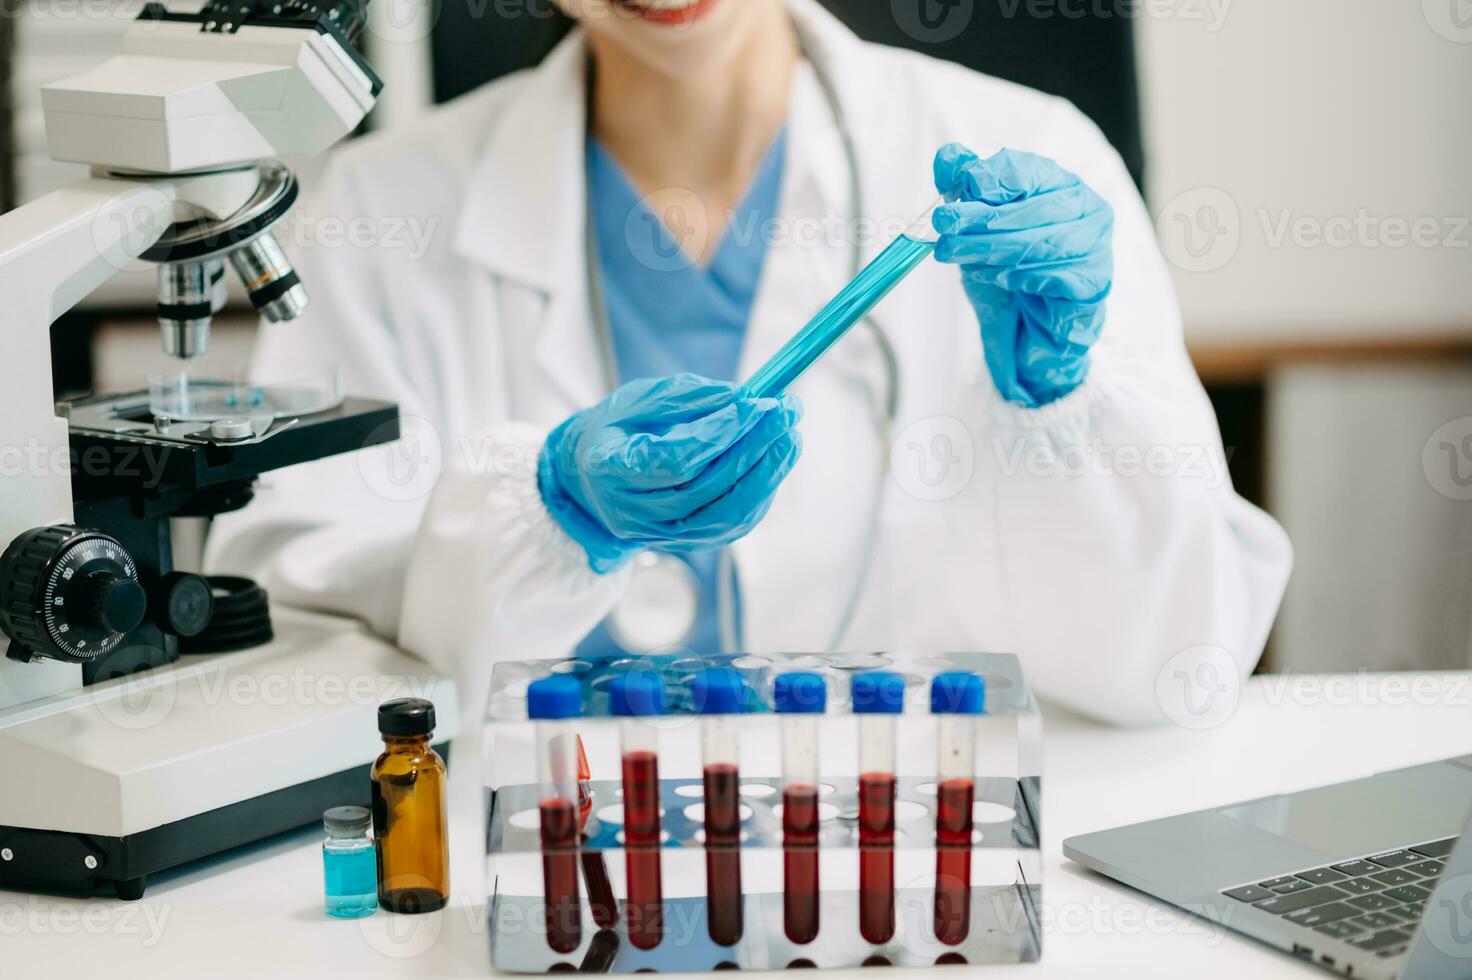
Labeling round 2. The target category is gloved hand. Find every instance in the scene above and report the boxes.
[932,143,1114,408]
[538,374,803,574]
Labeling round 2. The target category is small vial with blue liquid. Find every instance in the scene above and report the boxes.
[741,198,946,399]
[322,805,377,918]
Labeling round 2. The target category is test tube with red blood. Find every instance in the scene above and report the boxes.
[610,672,667,950]
[851,671,906,945]
[693,667,749,946]
[527,676,583,954]
[774,671,827,945]
[930,672,985,946]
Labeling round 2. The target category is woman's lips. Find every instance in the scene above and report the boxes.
[612,0,723,26]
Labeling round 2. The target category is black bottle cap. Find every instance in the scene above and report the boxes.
[379,697,436,737]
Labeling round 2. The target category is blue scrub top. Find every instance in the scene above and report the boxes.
[573,129,788,661]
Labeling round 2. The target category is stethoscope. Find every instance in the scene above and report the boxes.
[581,31,899,656]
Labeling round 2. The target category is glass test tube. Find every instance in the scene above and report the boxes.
[574,735,618,931]
[740,198,946,400]
[528,676,584,954]
[774,671,827,945]
[852,671,906,946]
[931,672,985,946]
[611,672,666,950]
[694,668,748,947]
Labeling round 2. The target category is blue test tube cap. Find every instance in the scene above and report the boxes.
[609,671,667,717]
[774,671,827,714]
[527,675,582,720]
[692,667,748,715]
[851,671,906,714]
[930,671,985,715]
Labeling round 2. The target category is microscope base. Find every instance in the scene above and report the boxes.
[0,608,458,898]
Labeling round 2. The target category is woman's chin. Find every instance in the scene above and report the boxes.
[587,0,767,80]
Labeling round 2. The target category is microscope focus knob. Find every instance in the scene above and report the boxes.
[0,525,144,664]
[72,572,147,635]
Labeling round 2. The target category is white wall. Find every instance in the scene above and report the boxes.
[1136,0,1472,344]
[1270,364,1472,671]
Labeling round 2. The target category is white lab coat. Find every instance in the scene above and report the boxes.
[208,0,1291,727]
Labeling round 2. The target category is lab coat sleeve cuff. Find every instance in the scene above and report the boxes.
[982,359,1112,435]
[496,424,626,591]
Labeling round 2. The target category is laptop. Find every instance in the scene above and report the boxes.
[1063,756,1472,979]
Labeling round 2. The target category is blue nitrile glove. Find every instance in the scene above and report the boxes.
[932,144,1114,408]
[538,374,803,574]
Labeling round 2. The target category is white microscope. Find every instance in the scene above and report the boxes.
[0,0,456,899]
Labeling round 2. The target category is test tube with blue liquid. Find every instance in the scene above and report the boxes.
[741,198,946,399]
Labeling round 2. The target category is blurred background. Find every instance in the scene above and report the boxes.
[4,0,1470,673]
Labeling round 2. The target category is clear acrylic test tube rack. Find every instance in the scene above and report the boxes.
[482,652,1042,973]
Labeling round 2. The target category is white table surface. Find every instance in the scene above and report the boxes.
[8,671,1472,979]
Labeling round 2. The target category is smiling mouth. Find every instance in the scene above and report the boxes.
[611,0,723,26]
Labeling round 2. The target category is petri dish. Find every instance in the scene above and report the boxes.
[149,368,342,423]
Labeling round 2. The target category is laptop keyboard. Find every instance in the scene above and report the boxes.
[1221,836,1456,961]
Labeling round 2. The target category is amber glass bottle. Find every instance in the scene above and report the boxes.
[372,698,450,913]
